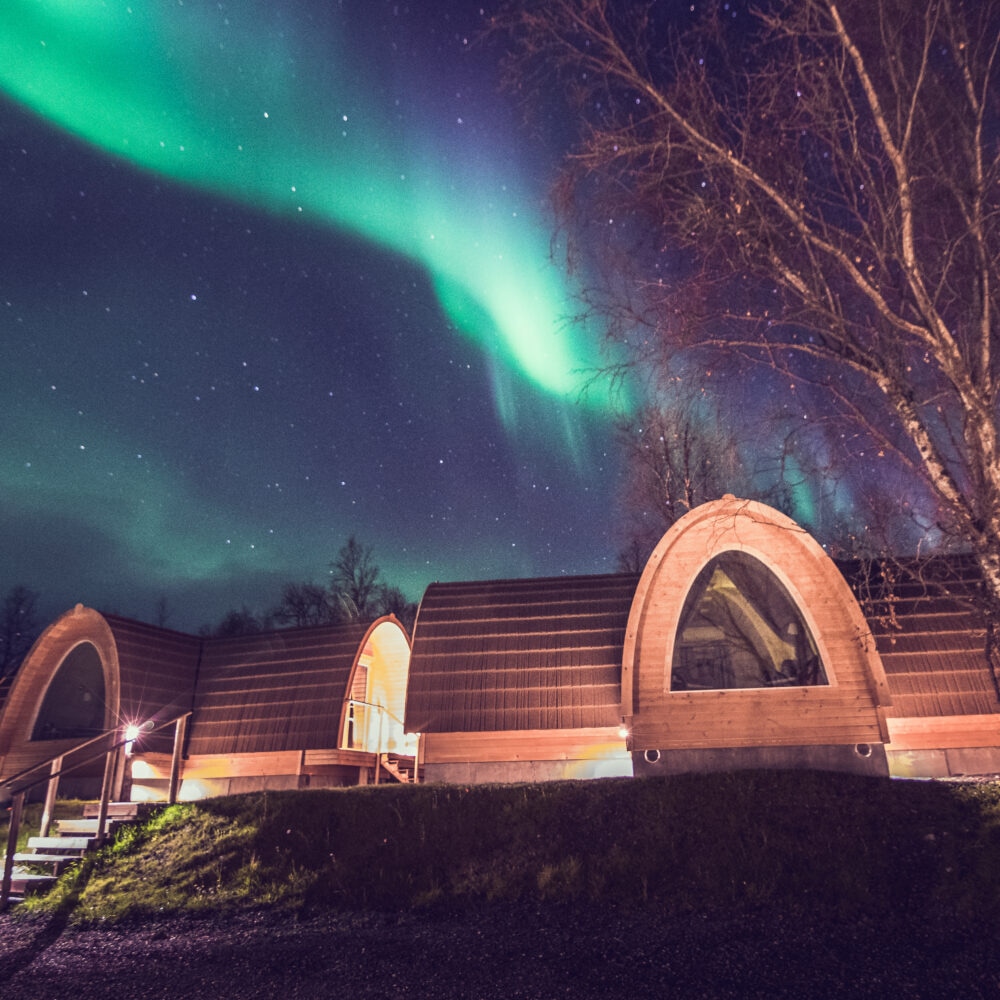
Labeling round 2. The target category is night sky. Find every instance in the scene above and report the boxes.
[0,2,633,632]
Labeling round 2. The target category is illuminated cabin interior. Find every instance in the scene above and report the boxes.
[340,620,415,758]
[1,498,998,800]
[671,551,828,692]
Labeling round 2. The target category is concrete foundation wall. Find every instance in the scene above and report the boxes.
[422,756,634,784]
[632,743,889,778]
[130,767,375,801]
[888,746,1000,779]
[130,772,306,802]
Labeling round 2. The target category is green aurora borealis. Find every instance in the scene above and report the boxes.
[0,1,613,413]
[0,1,630,629]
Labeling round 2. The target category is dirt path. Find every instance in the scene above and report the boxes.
[1,904,997,999]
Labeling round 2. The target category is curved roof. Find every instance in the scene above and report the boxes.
[102,614,202,724]
[405,574,639,733]
[188,617,407,755]
[0,609,412,772]
[0,607,201,772]
[842,555,1000,718]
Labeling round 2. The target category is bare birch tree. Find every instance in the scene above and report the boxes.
[498,0,1000,615]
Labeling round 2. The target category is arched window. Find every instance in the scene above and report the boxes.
[31,642,106,740]
[671,551,827,691]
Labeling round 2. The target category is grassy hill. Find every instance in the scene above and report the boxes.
[14,770,1000,929]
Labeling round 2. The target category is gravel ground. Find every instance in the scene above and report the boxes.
[1,904,998,999]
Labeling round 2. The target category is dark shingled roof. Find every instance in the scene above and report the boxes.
[187,621,372,755]
[405,573,640,733]
[843,556,1000,719]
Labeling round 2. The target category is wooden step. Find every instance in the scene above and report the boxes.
[12,852,78,873]
[26,836,95,853]
[8,870,58,897]
[379,753,416,783]
[3,803,158,906]
[56,817,130,838]
[81,801,156,821]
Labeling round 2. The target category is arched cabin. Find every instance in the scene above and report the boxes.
[0,608,413,801]
[622,497,893,775]
[2,498,999,801]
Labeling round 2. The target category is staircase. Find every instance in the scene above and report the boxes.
[379,753,416,784]
[7,801,155,902]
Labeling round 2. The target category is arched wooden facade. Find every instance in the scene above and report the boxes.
[0,606,200,792]
[623,497,892,775]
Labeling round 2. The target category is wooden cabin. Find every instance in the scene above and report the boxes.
[0,609,413,801]
[142,616,414,798]
[0,606,201,798]
[2,498,999,798]
[405,574,636,783]
[622,497,893,776]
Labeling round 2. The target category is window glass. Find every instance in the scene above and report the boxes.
[671,551,827,690]
[31,643,106,740]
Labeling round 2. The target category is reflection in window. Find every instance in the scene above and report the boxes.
[671,552,827,690]
[32,643,106,740]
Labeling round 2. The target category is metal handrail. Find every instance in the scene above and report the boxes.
[346,698,405,732]
[1,709,192,911]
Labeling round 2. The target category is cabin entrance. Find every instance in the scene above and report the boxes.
[341,619,414,755]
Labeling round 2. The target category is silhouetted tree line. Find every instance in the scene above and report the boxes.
[205,536,418,637]
[0,585,40,678]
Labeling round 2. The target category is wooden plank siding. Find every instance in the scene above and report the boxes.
[844,558,1000,722]
[101,615,202,754]
[186,621,371,755]
[7,505,1000,791]
[406,574,638,735]
[1,609,411,796]
[623,498,893,753]
[421,727,629,764]
[886,715,1000,751]
[0,606,201,786]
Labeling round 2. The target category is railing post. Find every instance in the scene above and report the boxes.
[168,714,188,805]
[374,708,384,785]
[94,742,119,847]
[38,755,63,839]
[113,740,131,803]
[1,790,25,912]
